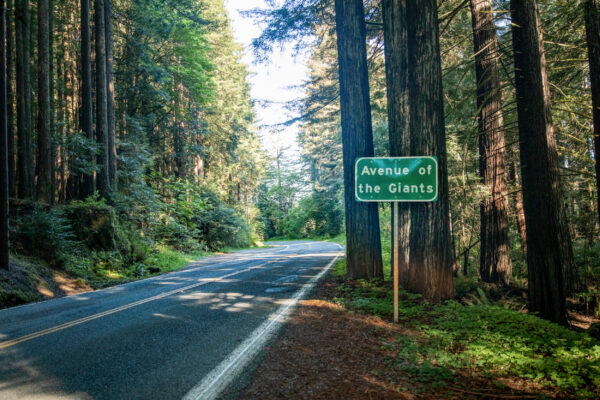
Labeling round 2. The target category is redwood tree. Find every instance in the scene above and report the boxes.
[510,0,569,325]
[6,0,14,198]
[15,0,33,199]
[95,0,110,196]
[1,0,9,269]
[470,0,512,285]
[382,0,453,300]
[36,0,52,203]
[334,0,383,279]
[382,0,411,287]
[585,0,600,228]
[405,0,453,301]
[105,0,117,190]
[81,0,94,198]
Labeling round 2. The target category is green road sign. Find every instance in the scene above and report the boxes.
[355,157,438,202]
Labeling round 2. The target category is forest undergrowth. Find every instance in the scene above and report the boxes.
[318,219,600,398]
[332,273,600,398]
[0,182,263,309]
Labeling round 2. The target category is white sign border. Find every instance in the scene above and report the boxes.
[354,156,439,202]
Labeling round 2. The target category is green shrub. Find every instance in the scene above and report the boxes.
[152,214,199,250]
[453,275,480,299]
[64,195,128,252]
[10,205,78,265]
[147,180,253,251]
[193,188,252,250]
[282,201,311,239]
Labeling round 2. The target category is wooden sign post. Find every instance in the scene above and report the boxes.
[355,157,439,323]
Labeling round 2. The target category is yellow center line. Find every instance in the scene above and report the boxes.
[0,254,301,351]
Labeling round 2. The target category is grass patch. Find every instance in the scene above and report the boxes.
[265,234,347,245]
[335,280,424,320]
[335,280,600,398]
[221,241,273,252]
[64,245,210,289]
[143,245,208,275]
[325,234,346,245]
[332,259,347,277]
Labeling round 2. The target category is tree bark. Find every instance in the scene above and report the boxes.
[15,0,34,199]
[104,0,117,190]
[510,0,568,325]
[585,0,600,232]
[36,0,52,203]
[507,157,527,256]
[6,0,14,198]
[80,0,94,198]
[1,0,9,269]
[470,0,512,285]
[334,0,383,279]
[405,0,454,301]
[95,0,110,196]
[534,3,576,296]
[382,0,453,300]
[382,0,411,286]
[48,0,55,201]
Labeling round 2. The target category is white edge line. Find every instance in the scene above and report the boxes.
[182,244,343,400]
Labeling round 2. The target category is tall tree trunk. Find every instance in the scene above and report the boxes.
[382,0,454,299]
[6,0,14,198]
[585,0,600,231]
[104,0,117,190]
[49,0,55,202]
[507,157,527,255]
[36,0,52,203]
[535,3,576,295]
[510,0,568,325]
[382,0,411,286]
[95,0,110,196]
[56,32,64,202]
[405,0,453,301]
[15,0,34,199]
[64,31,78,201]
[80,0,94,197]
[1,0,9,269]
[470,0,512,285]
[334,0,383,279]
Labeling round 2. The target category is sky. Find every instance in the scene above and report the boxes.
[224,0,310,158]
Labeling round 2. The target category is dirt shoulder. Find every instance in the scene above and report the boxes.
[240,277,406,400]
[239,276,570,400]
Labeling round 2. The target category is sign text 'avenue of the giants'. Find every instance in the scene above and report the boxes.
[355,157,438,202]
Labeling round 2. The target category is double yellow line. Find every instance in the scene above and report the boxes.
[0,279,209,350]
[0,254,295,351]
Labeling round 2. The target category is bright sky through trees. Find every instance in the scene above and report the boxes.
[225,0,310,156]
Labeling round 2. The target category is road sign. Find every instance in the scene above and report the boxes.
[355,156,438,323]
[355,157,438,202]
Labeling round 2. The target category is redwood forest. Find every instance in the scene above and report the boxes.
[1,0,600,399]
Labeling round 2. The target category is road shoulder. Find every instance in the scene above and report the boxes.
[237,276,564,400]
[238,276,406,399]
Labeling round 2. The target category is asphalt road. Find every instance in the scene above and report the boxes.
[0,241,343,400]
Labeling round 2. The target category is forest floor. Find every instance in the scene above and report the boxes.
[239,275,599,400]
[0,258,93,308]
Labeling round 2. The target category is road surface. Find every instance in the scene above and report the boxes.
[0,241,342,400]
